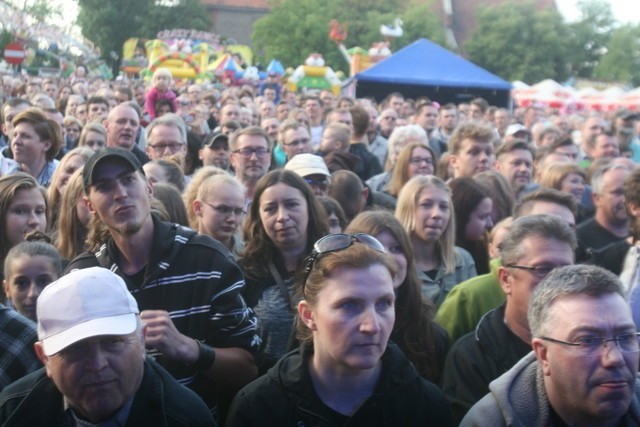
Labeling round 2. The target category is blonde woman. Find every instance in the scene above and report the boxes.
[55,169,91,260]
[192,173,246,258]
[395,175,476,305]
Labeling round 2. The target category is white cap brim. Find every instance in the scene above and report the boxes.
[41,313,137,356]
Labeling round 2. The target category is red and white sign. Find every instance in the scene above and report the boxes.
[4,42,25,65]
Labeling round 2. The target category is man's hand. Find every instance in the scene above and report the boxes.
[140,310,199,364]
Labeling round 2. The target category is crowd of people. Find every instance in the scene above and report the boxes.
[0,66,640,425]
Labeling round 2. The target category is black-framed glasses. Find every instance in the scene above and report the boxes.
[505,264,556,278]
[302,233,386,289]
[233,147,270,158]
[539,333,640,356]
[201,201,245,216]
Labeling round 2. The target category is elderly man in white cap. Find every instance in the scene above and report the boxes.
[0,267,215,426]
[284,153,331,197]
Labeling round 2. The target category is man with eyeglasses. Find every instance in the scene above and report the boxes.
[442,215,576,424]
[462,265,640,426]
[145,113,187,161]
[229,126,272,200]
[281,119,313,160]
[438,189,578,340]
[284,153,331,197]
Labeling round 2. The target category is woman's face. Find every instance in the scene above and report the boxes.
[197,182,245,244]
[413,187,451,243]
[407,146,434,178]
[560,172,585,203]
[56,154,86,193]
[5,187,47,246]
[11,122,51,166]
[82,131,106,151]
[301,264,395,374]
[59,86,72,100]
[3,254,58,321]
[465,197,494,242]
[259,182,309,252]
[375,230,407,288]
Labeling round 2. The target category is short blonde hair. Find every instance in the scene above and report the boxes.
[152,67,172,81]
[183,166,228,228]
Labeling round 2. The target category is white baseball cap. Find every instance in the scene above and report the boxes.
[284,153,331,178]
[37,267,139,356]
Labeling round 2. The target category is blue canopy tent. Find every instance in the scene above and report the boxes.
[353,39,512,107]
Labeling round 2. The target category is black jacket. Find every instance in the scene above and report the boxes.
[0,358,216,427]
[226,342,452,426]
[65,215,259,411]
[440,303,531,425]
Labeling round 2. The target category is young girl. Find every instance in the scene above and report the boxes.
[3,232,61,321]
[55,169,91,261]
[449,177,494,275]
[0,173,47,280]
[145,68,177,120]
[396,175,476,306]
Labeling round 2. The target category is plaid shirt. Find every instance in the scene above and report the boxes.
[0,304,40,391]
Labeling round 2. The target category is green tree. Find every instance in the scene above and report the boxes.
[566,0,614,78]
[6,0,61,24]
[465,2,571,83]
[594,24,640,86]
[400,0,447,49]
[77,0,154,62]
[77,0,211,65]
[252,0,444,73]
[139,0,211,37]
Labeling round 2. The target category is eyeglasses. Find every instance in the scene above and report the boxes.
[283,138,310,147]
[233,147,270,158]
[302,233,386,289]
[304,177,329,191]
[540,333,640,356]
[148,143,183,153]
[506,264,557,278]
[409,157,434,166]
[201,201,245,216]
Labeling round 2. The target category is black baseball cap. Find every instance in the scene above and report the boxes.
[202,133,229,149]
[83,147,143,190]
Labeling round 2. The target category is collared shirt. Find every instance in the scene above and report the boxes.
[8,159,59,187]
[64,395,133,427]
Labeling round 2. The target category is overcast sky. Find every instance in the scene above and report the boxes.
[555,0,640,24]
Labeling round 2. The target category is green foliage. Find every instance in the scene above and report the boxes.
[78,0,153,61]
[139,0,211,37]
[566,0,614,77]
[252,0,445,73]
[465,2,570,83]
[6,0,61,23]
[77,0,210,64]
[594,24,640,87]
